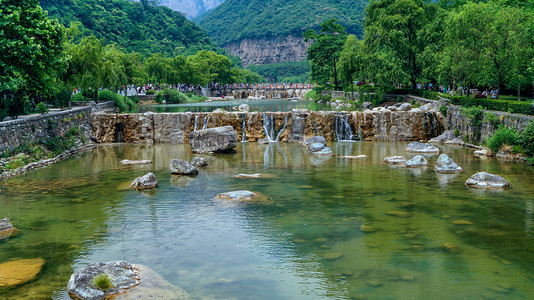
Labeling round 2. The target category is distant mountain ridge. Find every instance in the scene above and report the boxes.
[40,0,215,57]
[134,0,224,19]
[198,0,369,66]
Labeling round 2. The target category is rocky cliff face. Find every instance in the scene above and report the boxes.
[223,35,312,67]
[141,0,224,19]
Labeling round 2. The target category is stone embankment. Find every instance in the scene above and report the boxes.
[91,109,445,145]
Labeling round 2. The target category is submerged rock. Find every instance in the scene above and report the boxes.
[233,173,272,179]
[190,157,207,167]
[120,160,152,165]
[130,173,158,190]
[188,126,238,154]
[435,154,462,173]
[170,159,198,176]
[340,155,367,159]
[465,172,510,189]
[405,155,428,168]
[406,142,440,153]
[0,218,18,240]
[213,190,271,204]
[310,147,333,156]
[67,261,140,300]
[384,156,407,165]
[443,243,458,253]
[386,211,412,218]
[0,258,45,288]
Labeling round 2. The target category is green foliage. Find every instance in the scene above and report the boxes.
[199,0,367,45]
[461,105,484,143]
[450,96,534,115]
[304,19,347,90]
[0,0,65,118]
[40,0,215,58]
[439,105,448,116]
[454,128,460,137]
[486,126,519,153]
[91,273,113,291]
[36,102,49,115]
[304,90,320,100]
[247,61,310,83]
[146,89,155,95]
[155,89,187,104]
[484,112,501,128]
[98,90,135,112]
[520,119,534,158]
[72,93,90,102]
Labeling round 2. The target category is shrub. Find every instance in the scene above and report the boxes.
[450,96,534,115]
[304,89,320,100]
[155,88,187,104]
[484,112,500,128]
[461,106,484,143]
[439,105,448,116]
[454,128,460,137]
[97,90,135,112]
[485,126,519,153]
[520,119,534,157]
[146,89,155,95]
[72,93,90,102]
[36,102,48,115]
[91,273,113,291]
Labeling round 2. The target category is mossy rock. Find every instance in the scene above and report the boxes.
[0,258,45,288]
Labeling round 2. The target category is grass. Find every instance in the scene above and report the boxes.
[91,273,114,291]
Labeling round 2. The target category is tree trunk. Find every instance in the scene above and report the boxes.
[518,83,521,101]
[94,90,98,103]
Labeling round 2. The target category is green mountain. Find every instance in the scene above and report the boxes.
[199,0,368,46]
[40,0,215,57]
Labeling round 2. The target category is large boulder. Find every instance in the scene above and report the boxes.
[0,218,16,240]
[406,142,440,153]
[0,218,13,232]
[398,103,412,111]
[130,173,158,190]
[213,190,272,204]
[67,261,140,300]
[0,258,45,288]
[465,172,510,189]
[190,157,207,167]
[303,136,326,149]
[384,156,407,165]
[170,159,198,176]
[188,126,238,154]
[309,142,326,152]
[429,130,456,144]
[405,155,428,168]
[435,154,462,173]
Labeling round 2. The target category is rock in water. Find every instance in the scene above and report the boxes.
[311,147,334,156]
[0,218,13,232]
[429,130,456,144]
[435,154,463,173]
[130,173,158,190]
[120,160,152,165]
[465,172,510,189]
[303,136,326,149]
[406,142,440,153]
[188,126,238,154]
[213,190,271,204]
[190,157,207,167]
[384,156,407,165]
[309,142,326,152]
[0,258,45,288]
[170,159,199,176]
[405,155,428,167]
[67,261,140,300]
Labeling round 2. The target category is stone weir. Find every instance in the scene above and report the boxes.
[91,110,445,144]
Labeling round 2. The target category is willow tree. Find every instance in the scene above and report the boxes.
[304,19,347,90]
[364,0,439,90]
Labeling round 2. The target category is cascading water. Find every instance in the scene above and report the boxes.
[202,115,210,130]
[335,114,354,141]
[263,113,289,142]
[357,126,363,141]
[193,115,199,131]
[241,115,247,142]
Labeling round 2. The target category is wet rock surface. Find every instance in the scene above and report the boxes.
[120,160,152,165]
[384,156,407,165]
[0,258,45,289]
[188,126,238,153]
[303,136,326,149]
[130,173,158,190]
[67,260,140,300]
[465,172,510,189]
[406,142,440,153]
[190,157,207,167]
[405,155,428,168]
[213,190,271,204]
[429,130,456,144]
[0,218,16,240]
[170,159,199,176]
[435,154,462,173]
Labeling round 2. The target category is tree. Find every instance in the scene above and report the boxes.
[364,0,439,90]
[338,35,365,90]
[0,0,64,117]
[185,50,233,85]
[304,19,347,90]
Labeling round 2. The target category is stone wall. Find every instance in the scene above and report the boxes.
[446,106,533,142]
[0,102,114,155]
[90,110,445,145]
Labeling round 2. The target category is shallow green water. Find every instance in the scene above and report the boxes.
[2,142,534,299]
[135,98,332,113]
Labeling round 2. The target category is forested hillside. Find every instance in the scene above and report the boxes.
[199,0,369,46]
[40,0,215,57]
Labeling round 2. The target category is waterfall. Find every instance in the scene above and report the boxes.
[241,115,247,142]
[335,114,354,141]
[357,126,363,141]
[193,115,199,131]
[202,115,210,130]
[263,113,289,142]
